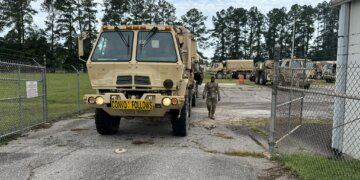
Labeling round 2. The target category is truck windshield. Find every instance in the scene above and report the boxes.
[137,32,177,62]
[291,60,302,68]
[91,31,133,61]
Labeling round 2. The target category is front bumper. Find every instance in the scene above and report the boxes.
[83,93,185,117]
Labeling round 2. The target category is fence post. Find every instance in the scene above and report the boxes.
[17,65,23,130]
[300,59,307,124]
[71,65,80,114]
[42,66,48,122]
[269,44,281,152]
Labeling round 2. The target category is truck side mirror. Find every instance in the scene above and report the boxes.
[78,32,88,58]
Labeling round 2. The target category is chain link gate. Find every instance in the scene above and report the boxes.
[269,46,360,177]
[0,60,47,139]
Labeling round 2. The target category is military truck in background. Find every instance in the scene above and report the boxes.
[253,59,310,89]
[209,59,254,79]
[78,25,202,136]
[322,63,336,83]
[313,61,336,79]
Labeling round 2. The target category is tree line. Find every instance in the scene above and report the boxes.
[211,2,339,61]
[0,0,339,71]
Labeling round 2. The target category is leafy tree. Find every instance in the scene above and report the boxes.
[41,0,57,53]
[102,0,131,25]
[181,8,208,48]
[129,0,146,25]
[78,0,98,40]
[310,2,339,60]
[265,7,288,59]
[247,7,265,58]
[0,0,37,47]
[155,0,176,25]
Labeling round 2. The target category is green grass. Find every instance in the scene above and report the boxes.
[1,73,94,135]
[224,150,266,158]
[310,79,335,86]
[274,154,360,180]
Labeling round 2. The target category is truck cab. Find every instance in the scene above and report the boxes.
[78,25,200,136]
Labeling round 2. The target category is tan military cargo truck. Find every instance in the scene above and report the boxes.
[322,63,336,83]
[209,59,253,79]
[254,59,310,89]
[313,60,336,79]
[78,25,201,136]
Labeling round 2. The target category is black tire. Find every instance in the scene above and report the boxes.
[95,108,120,135]
[279,75,285,86]
[255,72,260,84]
[259,73,266,85]
[316,73,322,80]
[216,72,223,79]
[171,96,189,137]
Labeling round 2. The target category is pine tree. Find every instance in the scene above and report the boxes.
[79,0,98,40]
[41,0,57,53]
[0,0,37,47]
[181,8,208,48]
[102,0,131,25]
[155,0,176,25]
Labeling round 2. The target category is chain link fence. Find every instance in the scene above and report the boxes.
[0,52,92,139]
[0,58,47,139]
[269,57,360,178]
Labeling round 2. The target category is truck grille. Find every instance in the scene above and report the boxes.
[116,76,132,85]
[134,76,150,85]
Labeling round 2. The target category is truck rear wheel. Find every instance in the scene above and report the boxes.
[171,97,189,137]
[192,92,196,107]
[255,72,260,84]
[95,108,120,135]
[259,73,266,85]
[216,72,223,79]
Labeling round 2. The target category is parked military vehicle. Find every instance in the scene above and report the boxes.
[209,59,253,79]
[78,25,203,136]
[313,61,336,79]
[254,59,310,89]
[322,63,336,83]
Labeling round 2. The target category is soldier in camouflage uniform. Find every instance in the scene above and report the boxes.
[203,76,221,119]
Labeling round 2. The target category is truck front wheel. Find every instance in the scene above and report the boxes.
[95,108,120,135]
[171,97,189,137]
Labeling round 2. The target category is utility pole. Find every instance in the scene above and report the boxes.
[291,18,296,59]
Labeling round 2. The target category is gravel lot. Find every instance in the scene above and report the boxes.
[0,84,293,180]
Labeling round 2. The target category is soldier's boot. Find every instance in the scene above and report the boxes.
[208,111,210,118]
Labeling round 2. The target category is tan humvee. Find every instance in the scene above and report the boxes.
[78,25,201,136]
[322,63,336,83]
[254,59,310,89]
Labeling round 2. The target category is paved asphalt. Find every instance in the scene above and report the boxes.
[0,84,288,180]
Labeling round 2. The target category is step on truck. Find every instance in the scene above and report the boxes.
[78,25,202,136]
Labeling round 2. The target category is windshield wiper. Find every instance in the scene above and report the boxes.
[114,28,130,47]
[142,27,158,48]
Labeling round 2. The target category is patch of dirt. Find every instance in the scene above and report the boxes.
[258,166,297,180]
[132,139,154,145]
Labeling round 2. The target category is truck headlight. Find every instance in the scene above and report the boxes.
[95,96,104,105]
[88,96,96,104]
[162,97,171,106]
[171,98,178,105]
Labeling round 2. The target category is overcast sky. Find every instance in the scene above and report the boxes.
[26,0,329,58]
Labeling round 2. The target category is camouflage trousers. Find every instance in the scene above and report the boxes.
[206,97,217,117]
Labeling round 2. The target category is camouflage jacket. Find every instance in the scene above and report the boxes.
[203,82,220,99]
